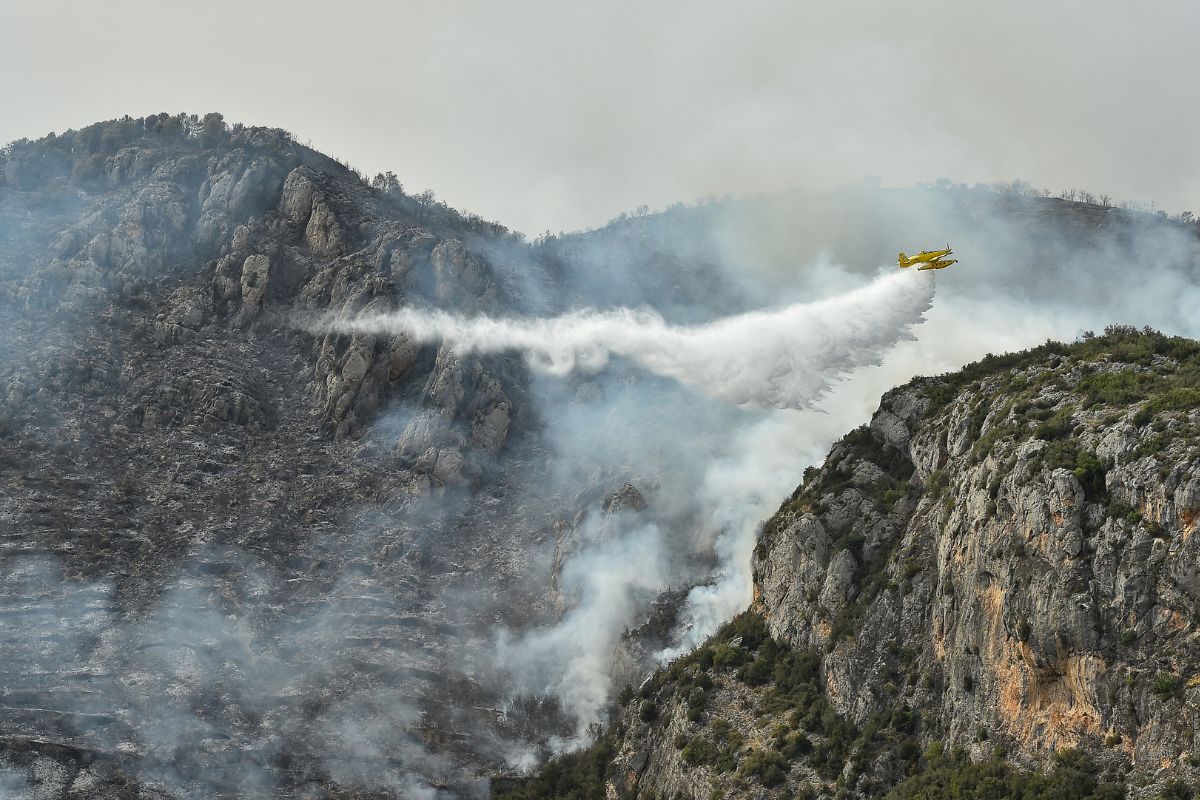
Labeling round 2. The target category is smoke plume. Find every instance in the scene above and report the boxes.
[493,518,669,743]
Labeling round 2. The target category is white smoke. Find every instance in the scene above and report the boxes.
[492,518,669,744]
[335,266,938,742]
[317,268,936,409]
[659,411,822,660]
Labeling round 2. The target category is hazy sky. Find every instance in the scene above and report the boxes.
[3,0,1198,234]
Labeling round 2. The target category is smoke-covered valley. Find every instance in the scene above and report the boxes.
[1,117,1198,799]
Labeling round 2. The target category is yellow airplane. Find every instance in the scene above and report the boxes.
[898,245,952,268]
[917,258,957,271]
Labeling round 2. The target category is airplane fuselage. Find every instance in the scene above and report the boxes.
[898,247,952,268]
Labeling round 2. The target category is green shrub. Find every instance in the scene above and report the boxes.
[738,748,788,787]
[1151,673,1182,699]
[779,731,813,759]
[1149,388,1200,414]
[1041,438,1081,471]
[1036,406,1076,440]
[681,738,720,768]
[1135,433,1167,458]
[711,643,745,669]
[1079,370,1155,406]
[721,612,769,650]
[801,465,820,487]
[925,383,959,412]
[737,652,774,686]
[1106,501,1140,523]
[1073,451,1108,500]
[1160,779,1196,800]
[886,747,1124,800]
[988,473,1004,499]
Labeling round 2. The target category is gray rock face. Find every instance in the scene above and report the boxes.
[0,116,599,798]
[237,253,270,320]
[305,199,344,258]
[279,167,318,226]
[197,154,288,247]
[430,238,492,307]
[819,548,859,609]
[778,363,1198,788]
[599,341,1200,799]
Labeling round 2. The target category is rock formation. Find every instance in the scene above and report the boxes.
[506,328,1200,799]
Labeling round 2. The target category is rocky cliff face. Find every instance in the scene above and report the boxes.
[1,115,709,799]
[567,328,1200,800]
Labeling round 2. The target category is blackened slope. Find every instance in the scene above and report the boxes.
[0,114,574,798]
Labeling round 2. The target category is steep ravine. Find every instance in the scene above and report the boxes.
[500,327,1200,799]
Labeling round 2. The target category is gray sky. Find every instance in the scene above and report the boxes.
[3,0,1198,234]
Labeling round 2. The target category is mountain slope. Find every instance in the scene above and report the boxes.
[503,327,1200,799]
[0,114,595,798]
[4,115,1200,799]
[1,112,818,798]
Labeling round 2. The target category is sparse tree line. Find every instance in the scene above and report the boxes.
[920,177,1196,225]
[552,174,1200,252]
[0,112,260,191]
[362,171,519,241]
